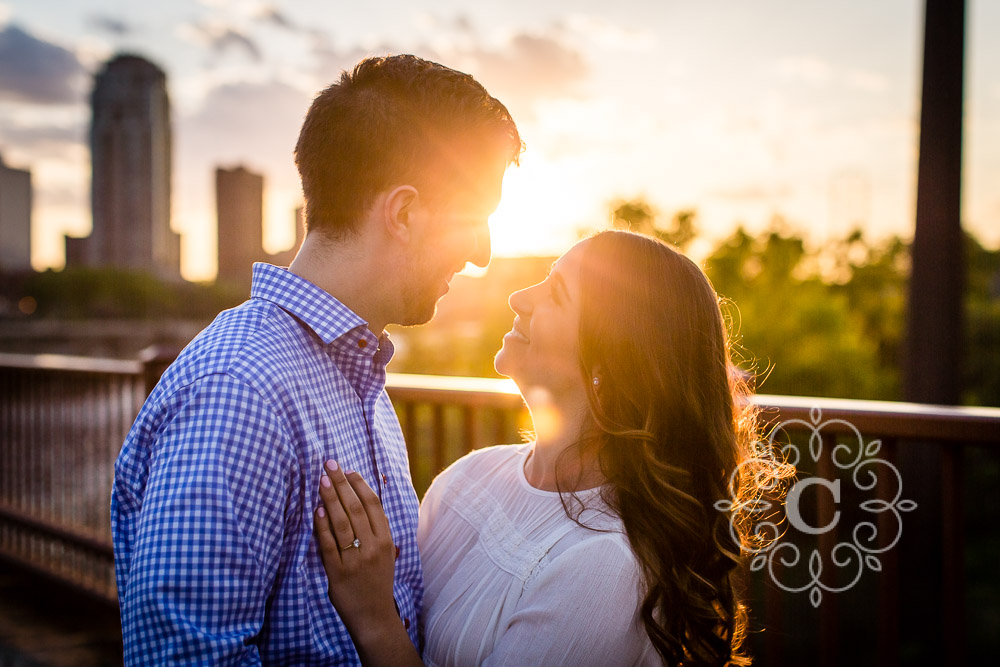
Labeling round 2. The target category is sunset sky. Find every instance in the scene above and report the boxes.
[1,0,997,281]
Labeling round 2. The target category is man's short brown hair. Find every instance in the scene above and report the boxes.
[294,54,523,238]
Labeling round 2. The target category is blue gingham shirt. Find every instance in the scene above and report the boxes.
[112,263,423,665]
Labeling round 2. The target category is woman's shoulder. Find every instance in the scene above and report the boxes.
[422,443,529,502]
[558,519,634,562]
[438,442,529,481]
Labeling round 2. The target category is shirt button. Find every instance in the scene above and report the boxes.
[381,473,388,485]
[395,545,400,560]
[404,617,411,629]
[357,339,368,349]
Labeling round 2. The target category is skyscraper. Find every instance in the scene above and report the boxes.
[215,165,302,289]
[0,153,32,274]
[66,54,180,278]
[216,165,264,286]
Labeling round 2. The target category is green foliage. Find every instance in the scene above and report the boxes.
[706,219,997,406]
[16,267,246,320]
[610,199,698,251]
[963,233,1000,406]
[705,224,901,400]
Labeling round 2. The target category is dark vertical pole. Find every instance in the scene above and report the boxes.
[902,3,966,665]
[905,0,965,406]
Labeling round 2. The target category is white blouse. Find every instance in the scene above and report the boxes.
[417,444,659,666]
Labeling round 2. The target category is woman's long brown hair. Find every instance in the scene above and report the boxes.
[562,230,791,666]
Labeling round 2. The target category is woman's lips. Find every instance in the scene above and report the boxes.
[504,322,529,343]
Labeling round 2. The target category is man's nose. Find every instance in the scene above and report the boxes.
[469,225,492,268]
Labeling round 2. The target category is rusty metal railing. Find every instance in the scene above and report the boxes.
[0,351,997,665]
[0,352,147,601]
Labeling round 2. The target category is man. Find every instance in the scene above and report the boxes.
[111,54,522,664]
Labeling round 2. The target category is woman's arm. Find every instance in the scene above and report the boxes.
[314,461,424,667]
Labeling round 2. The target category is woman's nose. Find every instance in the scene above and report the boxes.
[508,286,531,315]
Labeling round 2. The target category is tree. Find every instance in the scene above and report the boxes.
[609,199,698,251]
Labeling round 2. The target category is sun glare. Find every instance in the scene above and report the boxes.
[487,155,591,259]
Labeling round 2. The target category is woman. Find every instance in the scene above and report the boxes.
[314,230,788,666]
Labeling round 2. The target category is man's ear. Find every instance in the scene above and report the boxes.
[382,185,420,242]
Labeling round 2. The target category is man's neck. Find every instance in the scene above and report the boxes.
[288,232,392,335]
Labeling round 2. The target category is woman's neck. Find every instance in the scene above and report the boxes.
[522,390,603,492]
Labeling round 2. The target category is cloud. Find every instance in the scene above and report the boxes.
[213,28,260,60]
[0,24,87,104]
[452,15,474,34]
[87,14,132,37]
[456,31,589,115]
[564,14,656,52]
[303,18,590,118]
[0,122,84,149]
[178,79,310,169]
[255,6,295,30]
[307,31,388,81]
[264,18,592,127]
[180,21,261,61]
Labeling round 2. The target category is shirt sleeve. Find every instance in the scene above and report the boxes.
[483,536,657,667]
[117,373,296,665]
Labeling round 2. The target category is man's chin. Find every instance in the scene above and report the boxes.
[398,302,439,327]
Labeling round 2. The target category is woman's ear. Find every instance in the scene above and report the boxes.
[382,185,419,242]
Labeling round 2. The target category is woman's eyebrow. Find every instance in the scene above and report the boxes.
[550,270,571,303]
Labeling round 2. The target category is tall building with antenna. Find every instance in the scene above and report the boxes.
[65,54,180,278]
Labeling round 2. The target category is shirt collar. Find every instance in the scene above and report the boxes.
[249,262,376,348]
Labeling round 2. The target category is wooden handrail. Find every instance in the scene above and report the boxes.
[751,393,1000,444]
[0,352,143,375]
[1,351,996,442]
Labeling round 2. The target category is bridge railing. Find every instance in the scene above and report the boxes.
[1,350,997,666]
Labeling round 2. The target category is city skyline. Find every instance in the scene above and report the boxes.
[0,1,997,281]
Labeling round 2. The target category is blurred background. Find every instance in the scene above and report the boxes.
[0,1,997,665]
